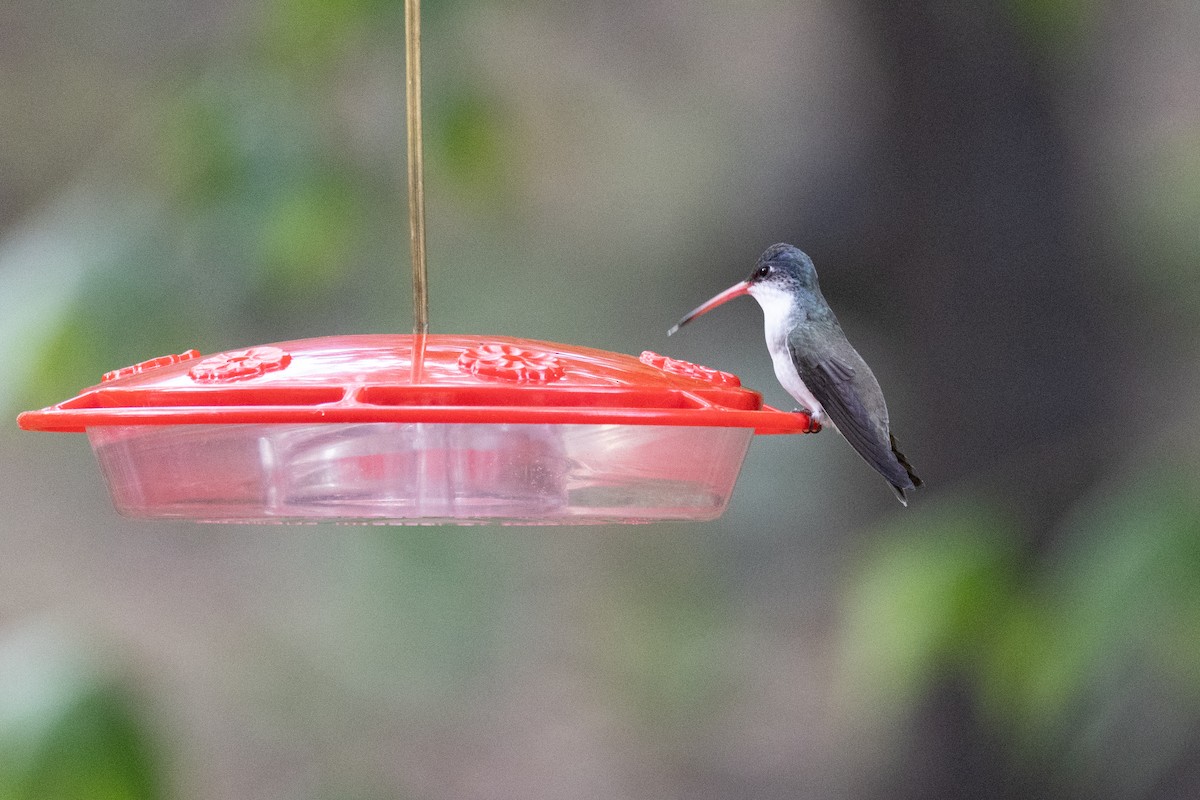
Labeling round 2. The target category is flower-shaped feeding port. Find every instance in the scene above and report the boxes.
[639,351,741,388]
[189,346,293,383]
[458,343,566,384]
[18,335,817,525]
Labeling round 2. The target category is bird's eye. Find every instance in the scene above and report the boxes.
[756,265,771,279]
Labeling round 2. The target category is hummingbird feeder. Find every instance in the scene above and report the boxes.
[16,1,816,525]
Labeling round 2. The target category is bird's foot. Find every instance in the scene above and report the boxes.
[793,408,822,433]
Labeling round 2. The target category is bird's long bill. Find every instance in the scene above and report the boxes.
[667,281,751,336]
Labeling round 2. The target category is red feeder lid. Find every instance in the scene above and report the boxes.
[17,335,816,435]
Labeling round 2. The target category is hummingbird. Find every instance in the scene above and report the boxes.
[668,243,922,505]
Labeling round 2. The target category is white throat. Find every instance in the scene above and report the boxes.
[748,284,800,355]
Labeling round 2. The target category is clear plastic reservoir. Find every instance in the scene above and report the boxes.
[88,422,754,524]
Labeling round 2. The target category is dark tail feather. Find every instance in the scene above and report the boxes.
[889,434,923,506]
[891,435,922,487]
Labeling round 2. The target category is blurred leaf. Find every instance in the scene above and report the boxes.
[11,688,163,800]
[155,91,243,205]
[839,501,1020,718]
[261,0,386,69]
[948,464,1200,800]
[257,175,362,290]
[1023,468,1200,714]
[155,74,321,206]
[0,629,163,800]
[17,312,109,409]
[831,453,1200,800]
[433,88,516,204]
[1007,0,1097,57]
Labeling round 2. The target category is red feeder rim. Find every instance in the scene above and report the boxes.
[18,335,817,435]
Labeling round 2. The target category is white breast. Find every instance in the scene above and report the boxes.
[751,284,825,420]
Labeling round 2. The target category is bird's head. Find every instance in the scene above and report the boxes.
[668,243,823,335]
[745,243,821,307]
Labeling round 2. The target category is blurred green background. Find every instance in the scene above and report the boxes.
[3,0,1200,797]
